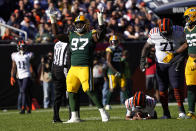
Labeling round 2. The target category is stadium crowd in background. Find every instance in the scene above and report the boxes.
[0,0,158,44]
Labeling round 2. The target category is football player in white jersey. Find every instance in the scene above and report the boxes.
[140,18,186,119]
[10,41,34,114]
[125,91,157,120]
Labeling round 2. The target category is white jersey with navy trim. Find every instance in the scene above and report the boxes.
[125,95,156,117]
[53,41,68,67]
[147,26,186,64]
[11,52,33,79]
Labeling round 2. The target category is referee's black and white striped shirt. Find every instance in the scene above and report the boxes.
[53,41,70,68]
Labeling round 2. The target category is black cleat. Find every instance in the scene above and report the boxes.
[52,119,63,123]
[27,110,31,114]
[19,110,25,114]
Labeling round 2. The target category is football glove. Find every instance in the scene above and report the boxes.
[190,60,196,71]
[163,51,174,63]
[140,56,146,72]
[10,76,15,86]
[96,7,104,26]
[115,72,121,77]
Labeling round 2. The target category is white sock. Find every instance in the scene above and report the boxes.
[71,111,78,119]
[99,108,105,113]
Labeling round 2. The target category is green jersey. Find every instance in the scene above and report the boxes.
[106,46,123,75]
[184,25,196,54]
[69,31,95,66]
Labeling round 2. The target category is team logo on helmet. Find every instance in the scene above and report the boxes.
[184,7,196,26]
[158,18,173,36]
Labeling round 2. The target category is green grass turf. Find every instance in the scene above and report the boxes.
[0,104,195,131]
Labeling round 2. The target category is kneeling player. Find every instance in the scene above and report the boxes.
[125,91,157,120]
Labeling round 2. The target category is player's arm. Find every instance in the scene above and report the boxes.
[10,60,16,86]
[175,42,188,54]
[92,8,106,43]
[140,42,152,72]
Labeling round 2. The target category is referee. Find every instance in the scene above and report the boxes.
[49,9,79,123]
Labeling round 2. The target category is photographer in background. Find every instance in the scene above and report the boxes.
[39,51,54,109]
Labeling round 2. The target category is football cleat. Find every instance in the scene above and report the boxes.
[177,112,186,119]
[63,118,81,123]
[186,112,196,119]
[19,109,25,114]
[52,119,63,123]
[63,111,81,123]
[105,105,111,110]
[100,109,110,122]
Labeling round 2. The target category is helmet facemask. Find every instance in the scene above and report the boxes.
[17,41,27,55]
[109,40,118,48]
[75,21,86,33]
[184,7,196,28]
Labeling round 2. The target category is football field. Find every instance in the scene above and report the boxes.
[0,103,195,131]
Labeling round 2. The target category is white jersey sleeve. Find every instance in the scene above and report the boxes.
[11,52,17,61]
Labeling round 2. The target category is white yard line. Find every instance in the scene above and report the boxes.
[0,102,188,115]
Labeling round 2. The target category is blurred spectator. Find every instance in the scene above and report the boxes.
[20,16,37,42]
[123,25,139,40]
[105,1,113,15]
[32,9,41,26]
[23,0,33,12]
[35,24,52,44]
[2,0,158,43]
[7,14,17,26]
[107,17,119,34]
[44,22,52,37]
[0,17,6,38]
[45,2,61,23]
[85,7,94,27]
[118,18,127,34]
[2,28,14,41]
[18,0,26,16]
[32,0,43,17]
[39,52,54,109]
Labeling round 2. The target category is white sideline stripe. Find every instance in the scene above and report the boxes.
[0,102,188,115]
[80,116,122,121]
